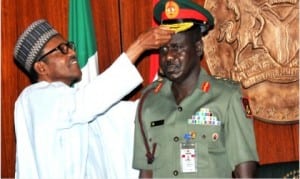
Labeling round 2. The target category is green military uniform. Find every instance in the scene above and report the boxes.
[133,69,259,178]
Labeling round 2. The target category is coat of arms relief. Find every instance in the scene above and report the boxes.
[203,0,299,123]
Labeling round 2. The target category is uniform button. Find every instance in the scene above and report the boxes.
[173,170,179,176]
[177,106,183,111]
[202,134,206,139]
[173,136,179,142]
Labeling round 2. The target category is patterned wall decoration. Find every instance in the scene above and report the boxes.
[203,0,299,124]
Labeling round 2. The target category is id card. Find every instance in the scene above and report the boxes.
[180,142,197,173]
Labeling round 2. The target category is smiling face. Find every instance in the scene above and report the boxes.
[159,28,203,83]
[33,35,82,86]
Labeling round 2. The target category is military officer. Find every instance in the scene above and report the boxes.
[133,0,259,178]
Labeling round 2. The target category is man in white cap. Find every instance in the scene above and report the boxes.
[13,19,173,179]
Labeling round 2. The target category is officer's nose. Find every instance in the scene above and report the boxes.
[166,50,175,61]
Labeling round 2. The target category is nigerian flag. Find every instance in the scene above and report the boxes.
[68,0,99,88]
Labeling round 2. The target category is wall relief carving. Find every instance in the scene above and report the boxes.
[203,0,299,123]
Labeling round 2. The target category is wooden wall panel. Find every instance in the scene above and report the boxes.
[2,1,18,176]
[91,0,122,72]
[254,121,299,164]
[120,0,153,99]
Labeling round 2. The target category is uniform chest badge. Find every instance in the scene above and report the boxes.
[187,108,221,126]
[212,133,219,141]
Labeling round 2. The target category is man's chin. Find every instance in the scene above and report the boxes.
[71,77,82,85]
[166,74,181,82]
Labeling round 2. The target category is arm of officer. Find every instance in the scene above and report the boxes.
[139,170,153,179]
[233,161,258,178]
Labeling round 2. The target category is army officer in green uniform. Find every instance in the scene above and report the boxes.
[133,0,259,178]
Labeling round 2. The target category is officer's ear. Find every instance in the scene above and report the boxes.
[195,39,203,57]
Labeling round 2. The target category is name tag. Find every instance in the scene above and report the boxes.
[150,119,164,127]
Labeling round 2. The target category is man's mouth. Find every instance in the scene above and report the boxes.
[166,64,179,73]
[70,57,78,65]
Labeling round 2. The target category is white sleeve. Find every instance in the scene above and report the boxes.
[14,97,39,179]
[70,53,143,125]
[87,100,140,179]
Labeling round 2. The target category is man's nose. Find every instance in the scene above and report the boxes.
[67,48,76,56]
[166,50,176,61]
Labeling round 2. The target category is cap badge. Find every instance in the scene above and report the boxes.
[165,0,179,19]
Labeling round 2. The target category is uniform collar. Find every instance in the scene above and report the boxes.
[158,68,213,100]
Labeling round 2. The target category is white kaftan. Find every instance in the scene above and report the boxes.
[14,53,141,179]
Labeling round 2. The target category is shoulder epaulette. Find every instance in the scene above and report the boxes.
[213,76,240,85]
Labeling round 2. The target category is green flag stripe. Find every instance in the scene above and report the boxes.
[68,0,97,68]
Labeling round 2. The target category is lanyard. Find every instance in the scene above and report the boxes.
[137,87,157,164]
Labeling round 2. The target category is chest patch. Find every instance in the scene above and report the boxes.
[187,108,221,126]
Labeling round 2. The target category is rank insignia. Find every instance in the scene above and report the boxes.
[241,97,253,118]
[201,81,210,93]
[165,0,180,19]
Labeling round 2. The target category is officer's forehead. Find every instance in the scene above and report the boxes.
[170,31,192,43]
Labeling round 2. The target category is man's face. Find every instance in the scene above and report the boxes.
[38,35,82,85]
[159,31,200,82]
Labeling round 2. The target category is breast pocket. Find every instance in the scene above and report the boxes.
[204,125,228,170]
[186,124,225,169]
[147,124,169,170]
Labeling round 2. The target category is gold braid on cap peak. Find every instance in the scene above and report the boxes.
[160,22,194,33]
